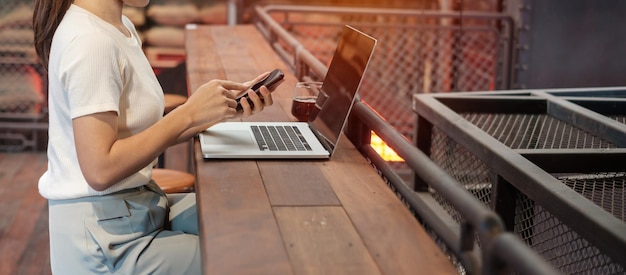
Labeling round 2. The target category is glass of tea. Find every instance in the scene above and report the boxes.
[291,82,322,122]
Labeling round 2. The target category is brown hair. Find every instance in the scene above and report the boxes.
[33,0,72,70]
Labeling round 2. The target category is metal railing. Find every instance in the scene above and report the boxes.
[254,5,514,141]
[347,101,560,275]
[252,5,560,274]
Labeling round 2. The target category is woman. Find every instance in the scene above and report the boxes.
[33,0,275,273]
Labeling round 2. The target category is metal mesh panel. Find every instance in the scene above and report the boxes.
[0,65,43,113]
[426,112,624,273]
[560,173,625,222]
[427,127,491,254]
[462,113,617,149]
[268,10,512,140]
[1,0,48,152]
[430,127,493,213]
[466,113,624,273]
[515,191,624,274]
[0,0,41,113]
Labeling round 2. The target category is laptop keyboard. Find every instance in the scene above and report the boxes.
[251,125,312,151]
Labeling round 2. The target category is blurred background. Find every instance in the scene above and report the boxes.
[1,1,625,274]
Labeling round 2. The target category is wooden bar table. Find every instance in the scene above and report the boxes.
[185,24,456,275]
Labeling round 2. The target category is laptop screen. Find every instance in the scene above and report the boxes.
[309,25,377,153]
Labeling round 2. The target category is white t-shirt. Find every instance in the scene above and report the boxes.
[39,5,164,199]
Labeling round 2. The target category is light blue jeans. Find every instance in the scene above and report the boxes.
[48,181,201,274]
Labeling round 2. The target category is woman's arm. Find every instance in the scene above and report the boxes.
[74,79,271,191]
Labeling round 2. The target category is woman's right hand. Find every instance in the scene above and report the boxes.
[179,79,247,131]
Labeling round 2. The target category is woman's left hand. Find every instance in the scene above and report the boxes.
[235,72,280,117]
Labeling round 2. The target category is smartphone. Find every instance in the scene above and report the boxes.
[235,69,285,111]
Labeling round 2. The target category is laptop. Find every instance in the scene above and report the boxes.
[199,25,377,159]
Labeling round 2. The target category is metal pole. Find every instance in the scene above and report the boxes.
[227,0,237,25]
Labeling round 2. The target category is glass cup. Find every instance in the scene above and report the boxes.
[291,82,322,122]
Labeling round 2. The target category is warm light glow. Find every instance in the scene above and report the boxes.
[370,132,404,162]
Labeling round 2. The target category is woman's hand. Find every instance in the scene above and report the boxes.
[180,79,246,131]
[176,72,278,134]
[235,72,278,117]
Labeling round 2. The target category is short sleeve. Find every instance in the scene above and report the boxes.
[59,33,128,119]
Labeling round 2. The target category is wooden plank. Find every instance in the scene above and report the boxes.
[321,138,458,275]
[0,153,49,275]
[185,24,225,93]
[208,26,259,83]
[259,161,340,206]
[0,154,38,237]
[194,144,293,275]
[0,153,28,188]
[16,202,50,275]
[274,206,381,275]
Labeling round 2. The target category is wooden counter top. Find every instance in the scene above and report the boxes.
[186,24,456,275]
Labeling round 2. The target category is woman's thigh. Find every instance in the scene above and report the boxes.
[49,188,200,274]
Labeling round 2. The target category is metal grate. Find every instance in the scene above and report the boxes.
[462,113,616,149]
[426,112,625,274]
[515,192,624,274]
[427,129,492,259]
[264,8,513,141]
[560,173,625,222]
[430,127,493,212]
[0,0,42,113]
[0,0,47,152]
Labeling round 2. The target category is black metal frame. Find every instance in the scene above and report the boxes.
[410,87,626,272]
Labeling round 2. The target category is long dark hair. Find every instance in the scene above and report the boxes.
[33,0,72,70]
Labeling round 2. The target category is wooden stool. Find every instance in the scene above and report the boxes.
[153,93,195,194]
[152,168,195,193]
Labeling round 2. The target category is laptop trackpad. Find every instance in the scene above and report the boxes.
[201,130,257,149]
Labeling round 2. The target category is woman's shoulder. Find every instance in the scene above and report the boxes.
[51,5,140,69]
[55,9,105,42]
[60,5,132,43]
